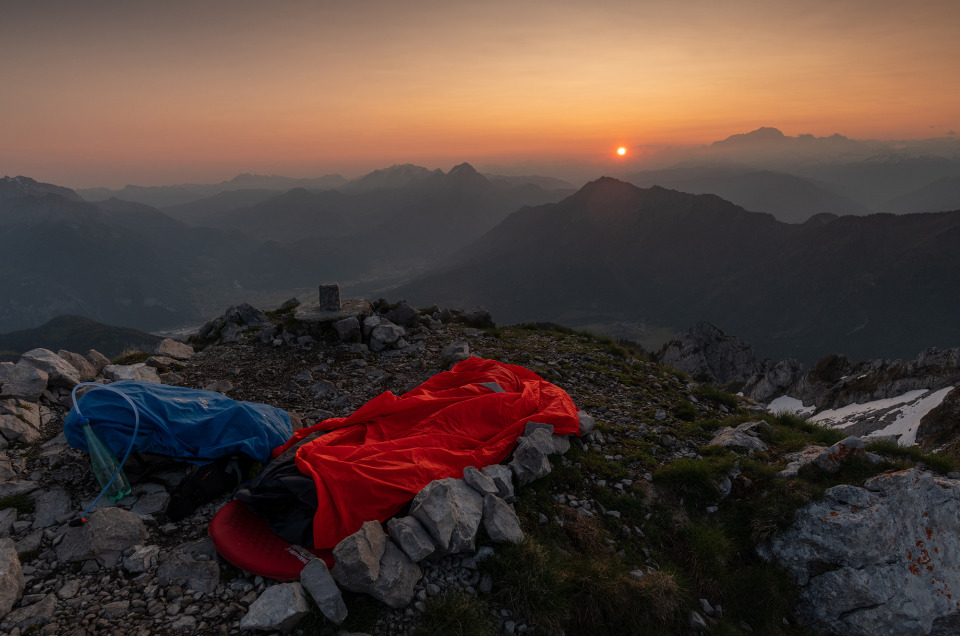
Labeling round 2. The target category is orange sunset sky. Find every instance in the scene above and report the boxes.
[2,0,959,188]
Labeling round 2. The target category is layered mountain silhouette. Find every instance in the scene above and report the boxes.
[398,177,960,363]
[5,163,960,364]
[0,166,567,333]
[880,176,960,214]
[0,315,161,361]
[625,167,871,222]
[78,173,348,208]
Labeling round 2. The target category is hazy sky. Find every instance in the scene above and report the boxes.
[2,0,959,187]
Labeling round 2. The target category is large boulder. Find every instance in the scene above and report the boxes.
[57,350,97,382]
[410,478,483,555]
[368,540,421,608]
[20,348,80,388]
[331,522,421,609]
[0,363,48,402]
[758,469,960,636]
[331,520,387,591]
[658,322,760,385]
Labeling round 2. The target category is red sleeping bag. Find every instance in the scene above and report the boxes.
[272,356,581,550]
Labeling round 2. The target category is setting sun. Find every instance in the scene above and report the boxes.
[617,147,627,156]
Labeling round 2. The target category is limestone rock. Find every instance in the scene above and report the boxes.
[463,466,498,496]
[300,559,348,625]
[441,341,470,364]
[31,488,72,529]
[0,399,43,444]
[57,350,97,382]
[460,307,494,328]
[386,516,436,562]
[523,421,554,437]
[384,301,420,328]
[334,316,361,342]
[410,478,483,555]
[659,323,760,385]
[482,493,524,544]
[0,538,24,619]
[0,363,48,403]
[368,540,422,608]
[331,520,387,591]
[154,338,195,360]
[123,544,161,574]
[240,582,311,632]
[0,480,38,498]
[0,456,13,483]
[1,592,55,630]
[362,315,381,339]
[481,464,515,503]
[370,322,405,352]
[225,303,273,328]
[509,428,554,486]
[743,358,805,403]
[85,349,110,375]
[20,348,80,388]
[55,507,146,567]
[103,363,161,383]
[758,469,960,636]
[708,421,771,454]
[577,410,595,436]
[814,436,866,472]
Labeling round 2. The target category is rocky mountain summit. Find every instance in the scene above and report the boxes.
[661,323,960,457]
[2,296,960,635]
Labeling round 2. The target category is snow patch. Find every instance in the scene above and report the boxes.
[766,395,815,416]
[809,387,954,446]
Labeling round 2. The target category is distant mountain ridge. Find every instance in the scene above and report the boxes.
[77,173,348,208]
[398,177,960,363]
[626,167,872,222]
[0,165,568,333]
[0,315,161,361]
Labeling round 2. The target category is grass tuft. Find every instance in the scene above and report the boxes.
[411,592,497,636]
[0,493,35,514]
[110,349,151,365]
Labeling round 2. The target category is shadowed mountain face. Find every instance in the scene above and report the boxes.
[880,176,960,214]
[0,315,161,361]
[0,166,568,333]
[626,168,873,222]
[397,178,960,363]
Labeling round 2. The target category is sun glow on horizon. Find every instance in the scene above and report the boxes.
[617,146,627,156]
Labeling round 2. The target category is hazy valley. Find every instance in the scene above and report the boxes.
[2,128,960,365]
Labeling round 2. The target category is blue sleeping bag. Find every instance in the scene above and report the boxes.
[63,381,294,464]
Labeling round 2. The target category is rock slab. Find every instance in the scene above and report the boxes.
[758,469,960,636]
